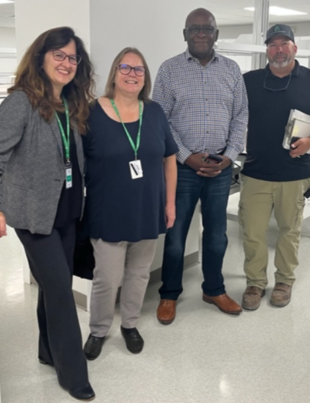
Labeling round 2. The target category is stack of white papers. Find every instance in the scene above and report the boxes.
[283,109,310,154]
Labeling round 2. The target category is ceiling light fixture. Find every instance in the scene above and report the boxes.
[244,6,307,16]
[0,0,14,3]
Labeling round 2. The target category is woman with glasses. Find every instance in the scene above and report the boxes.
[0,27,95,401]
[83,47,177,359]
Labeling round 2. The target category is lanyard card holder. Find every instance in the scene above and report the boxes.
[65,161,73,188]
[129,160,143,179]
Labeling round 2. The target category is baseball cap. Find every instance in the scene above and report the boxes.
[265,24,295,44]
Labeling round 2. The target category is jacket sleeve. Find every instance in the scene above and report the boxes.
[0,91,29,209]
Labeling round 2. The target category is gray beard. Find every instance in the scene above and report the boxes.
[270,59,289,69]
[268,53,294,69]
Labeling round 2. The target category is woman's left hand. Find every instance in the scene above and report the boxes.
[165,204,176,229]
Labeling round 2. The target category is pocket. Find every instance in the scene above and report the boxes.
[293,197,305,229]
[237,174,246,228]
[238,201,244,228]
[4,184,36,224]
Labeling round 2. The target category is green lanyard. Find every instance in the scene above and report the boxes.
[55,98,70,163]
[110,99,143,160]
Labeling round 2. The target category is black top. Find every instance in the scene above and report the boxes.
[83,100,178,242]
[53,111,82,228]
[242,61,310,181]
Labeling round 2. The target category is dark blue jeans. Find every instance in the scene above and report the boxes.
[159,162,232,299]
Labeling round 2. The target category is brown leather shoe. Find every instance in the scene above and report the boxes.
[203,293,242,315]
[242,286,265,311]
[157,299,176,325]
[270,283,292,307]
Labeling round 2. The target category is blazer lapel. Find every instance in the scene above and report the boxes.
[50,116,84,175]
[50,117,64,159]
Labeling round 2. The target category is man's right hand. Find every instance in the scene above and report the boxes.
[185,153,209,171]
[0,212,7,238]
[185,153,222,177]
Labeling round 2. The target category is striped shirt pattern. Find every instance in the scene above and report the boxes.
[153,49,248,163]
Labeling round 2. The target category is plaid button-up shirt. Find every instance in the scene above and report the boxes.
[153,49,248,163]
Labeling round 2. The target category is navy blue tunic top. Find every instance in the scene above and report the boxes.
[83,100,178,242]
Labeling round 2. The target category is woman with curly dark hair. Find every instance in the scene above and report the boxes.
[0,26,95,401]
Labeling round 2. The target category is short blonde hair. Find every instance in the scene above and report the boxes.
[104,47,151,102]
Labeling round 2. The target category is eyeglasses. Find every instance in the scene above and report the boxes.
[52,50,82,65]
[186,25,217,37]
[118,64,145,77]
[263,71,292,92]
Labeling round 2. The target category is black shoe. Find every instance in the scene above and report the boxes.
[120,326,144,354]
[83,334,105,361]
[68,383,95,401]
[38,357,54,367]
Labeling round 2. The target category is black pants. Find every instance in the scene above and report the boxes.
[15,221,89,390]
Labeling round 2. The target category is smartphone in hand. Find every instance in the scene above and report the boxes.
[202,154,223,163]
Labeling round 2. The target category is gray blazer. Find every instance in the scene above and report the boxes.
[0,90,84,235]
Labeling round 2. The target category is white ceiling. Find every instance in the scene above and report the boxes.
[0,0,310,28]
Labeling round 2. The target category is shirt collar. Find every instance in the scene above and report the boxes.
[265,59,300,77]
[185,48,219,65]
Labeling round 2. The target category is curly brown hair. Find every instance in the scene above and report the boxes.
[8,26,95,134]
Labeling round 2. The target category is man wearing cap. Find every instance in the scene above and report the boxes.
[240,24,310,310]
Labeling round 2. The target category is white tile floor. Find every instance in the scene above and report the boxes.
[1,195,310,403]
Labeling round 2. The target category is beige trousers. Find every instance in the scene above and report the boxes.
[89,238,157,337]
[238,175,310,289]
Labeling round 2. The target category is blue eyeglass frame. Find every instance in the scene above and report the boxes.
[118,64,146,76]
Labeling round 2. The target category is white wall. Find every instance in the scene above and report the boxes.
[89,0,206,95]
[0,59,16,74]
[14,0,91,63]
[0,27,16,74]
[0,27,15,47]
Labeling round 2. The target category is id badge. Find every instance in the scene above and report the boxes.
[65,162,73,189]
[129,160,143,179]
